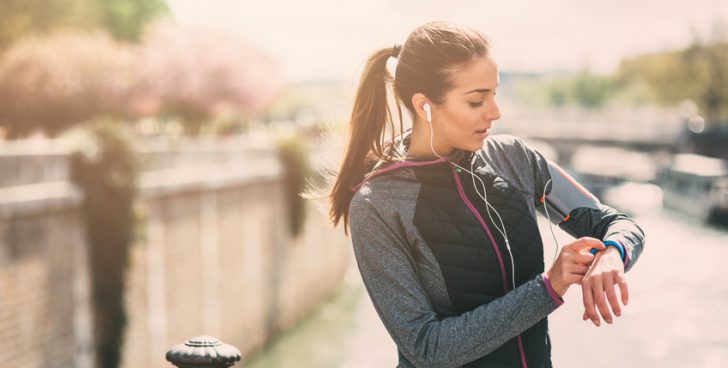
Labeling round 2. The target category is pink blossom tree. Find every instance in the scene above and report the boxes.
[0,24,282,137]
[135,23,283,133]
[0,31,136,137]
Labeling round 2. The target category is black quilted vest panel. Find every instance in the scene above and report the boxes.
[412,158,552,368]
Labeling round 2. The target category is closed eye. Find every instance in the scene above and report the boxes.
[469,101,484,108]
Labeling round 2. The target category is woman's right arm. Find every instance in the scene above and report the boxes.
[349,195,566,368]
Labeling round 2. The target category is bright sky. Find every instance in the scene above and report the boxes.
[168,0,727,83]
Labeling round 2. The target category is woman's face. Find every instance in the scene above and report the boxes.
[431,55,501,153]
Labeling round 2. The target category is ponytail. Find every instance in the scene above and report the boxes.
[328,22,490,235]
[329,46,402,234]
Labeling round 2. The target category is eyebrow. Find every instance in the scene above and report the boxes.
[463,84,499,95]
[463,88,491,95]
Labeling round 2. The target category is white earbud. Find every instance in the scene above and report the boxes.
[423,103,432,122]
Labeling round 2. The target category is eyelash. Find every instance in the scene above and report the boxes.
[469,92,496,108]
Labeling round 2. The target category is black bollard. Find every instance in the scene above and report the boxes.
[166,335,242,367]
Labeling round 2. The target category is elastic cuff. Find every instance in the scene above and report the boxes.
[541,272,564,307]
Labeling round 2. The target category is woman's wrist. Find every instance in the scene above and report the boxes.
[589,240,626,261]
[543,271,566,300]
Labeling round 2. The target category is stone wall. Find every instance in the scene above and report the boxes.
[0,144,349,367]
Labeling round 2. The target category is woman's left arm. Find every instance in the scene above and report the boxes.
[535,158,646,326]
[556,199,645,327]
[513,137,646,326]
[483,136,646,326]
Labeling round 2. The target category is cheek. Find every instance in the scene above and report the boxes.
[453,110,481,134]
[444,118,479,146]
[440,108,480,143]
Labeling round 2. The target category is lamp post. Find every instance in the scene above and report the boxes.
[166,335,241,368]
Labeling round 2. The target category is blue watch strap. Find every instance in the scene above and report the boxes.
[589,240,626,261]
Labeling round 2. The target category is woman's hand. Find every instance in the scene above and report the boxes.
[581,247,629,326]
[547,237,606,297]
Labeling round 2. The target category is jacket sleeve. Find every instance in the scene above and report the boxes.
[349,193,563,368]
[518,139,646,272]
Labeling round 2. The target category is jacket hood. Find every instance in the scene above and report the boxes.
[350,129,475,192]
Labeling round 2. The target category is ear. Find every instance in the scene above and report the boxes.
[411,93,431,123]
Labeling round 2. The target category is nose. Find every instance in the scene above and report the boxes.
[486,97,501,122]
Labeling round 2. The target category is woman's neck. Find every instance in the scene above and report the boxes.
[405,124,454,160]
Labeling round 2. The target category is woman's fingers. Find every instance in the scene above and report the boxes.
[582,283,600,326]
[565,263,590,276]
[576,245,630,326]
[568,237,606,253]
[619,278,629,306]
[570,253,596,265]
[593,280,613,324]
[582,273,630,326]
[603,275,622,318]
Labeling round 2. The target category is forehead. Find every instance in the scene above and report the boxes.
[447,56,499,94]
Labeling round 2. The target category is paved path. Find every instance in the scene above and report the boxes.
[248,208,728,367]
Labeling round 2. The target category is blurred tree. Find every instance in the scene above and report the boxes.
[571,70,615,108]
[135,24,283,134]
[0,32,135,137]
[0,0,98,51]
[70,118,139,368]
[547,83,567,107]
[95,0,169,41]
[0,23,281,137]
[0,0,168,52]
[683,40,728,123]
[618,24,728,123]
[278,136,312,238]
[514,71,615,108]
[617,50,691,104]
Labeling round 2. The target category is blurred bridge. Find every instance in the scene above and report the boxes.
[499,109,686,164]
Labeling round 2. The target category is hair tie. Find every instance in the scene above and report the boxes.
[392,44,402,58]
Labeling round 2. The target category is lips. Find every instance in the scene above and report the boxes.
[475,128,489,134]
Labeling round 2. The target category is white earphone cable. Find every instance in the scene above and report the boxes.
[541,178,560,265]
[426,116,516,290]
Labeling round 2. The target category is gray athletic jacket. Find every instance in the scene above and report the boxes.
[348,134,645,368]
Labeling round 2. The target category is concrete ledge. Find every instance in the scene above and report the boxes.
[0,181,81,219]
[0,157,283,218]
[139,159,282,199]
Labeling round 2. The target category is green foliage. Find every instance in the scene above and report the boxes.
[96,0,169,41]
[0,0,167,51]
[0,0,98,51]
[571,71,615,108]
[617,50,692,104]
[617,28,728,122]
[513,71,617,108]
[69,119,139,368]
[278,136,312,238]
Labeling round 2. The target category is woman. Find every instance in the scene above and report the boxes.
[328,21,645,368]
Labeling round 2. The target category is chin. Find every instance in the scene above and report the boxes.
[465,139,486,152]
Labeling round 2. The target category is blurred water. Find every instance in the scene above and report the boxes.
[245,206,728,368]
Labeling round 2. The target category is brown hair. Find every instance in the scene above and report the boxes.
[329,21,490,234]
